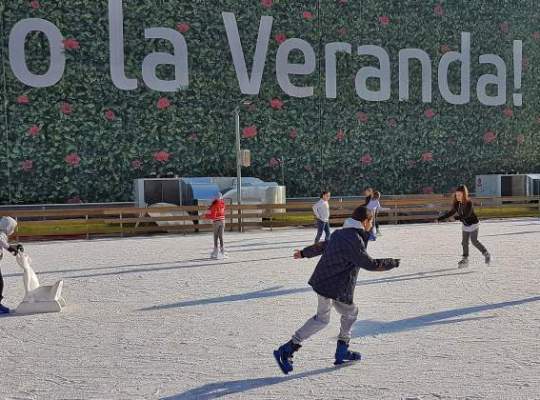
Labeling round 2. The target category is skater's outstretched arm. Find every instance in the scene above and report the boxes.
[294,241,328,259]
[350,237,400,271]
[437,205,457,222]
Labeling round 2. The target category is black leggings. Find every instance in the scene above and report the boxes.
[462,229,488,257]
[0,264,4,301]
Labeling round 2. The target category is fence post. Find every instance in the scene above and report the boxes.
[269,204,273,232]
[120,211,124,238]
[86,214,89,240]
[238,206,243,232]
[229,199,234,232]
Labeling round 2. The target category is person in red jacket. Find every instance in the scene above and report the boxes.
[205,194,226,259]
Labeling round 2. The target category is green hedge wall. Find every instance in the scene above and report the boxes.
[1,0,539,204]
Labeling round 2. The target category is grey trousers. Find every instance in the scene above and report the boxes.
[292,294,359,344]
[462,229,487,257]
[213,220,224,249]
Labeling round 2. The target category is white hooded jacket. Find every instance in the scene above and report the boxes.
[0,216,17,254]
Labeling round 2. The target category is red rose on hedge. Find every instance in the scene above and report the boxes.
[533,32,540,41]
[131,160,143,170]
[379,15,390,26]
[65,152,81,167]
[60,102,73,115]
[303,11,314,20]
[360,154,373,166]
[387,118,398,128]
[275,33,287,44]
[440,44,450,54]
[423,186,434,194]
[336,129,345,142]
[157,97,171,109]
[424,108,436,119]
[433,4,444,16]
[421,152,434,162]
[30,1,40,9]
[270,98,284,110]
[503,107,513,118]
[104,110,116,121]
[20,160,33,172]
[269,157,280,168]
[261,0,272,8]
[483,131,496,144]
[176,23,190,33]
[337,27,348,37]
[289,128,298,140]
[243,125,257,138]
[28,125,41,137]
[500,22,509,33]
[63,38,80,50]
[17,95,30,105]
[356,112,368,123]
[153,151,170,163]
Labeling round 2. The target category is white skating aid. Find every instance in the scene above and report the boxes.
[15,253,66,314]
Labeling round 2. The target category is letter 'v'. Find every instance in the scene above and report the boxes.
[222,12,273,95]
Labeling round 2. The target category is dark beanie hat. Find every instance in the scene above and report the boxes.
[351,206,372,221]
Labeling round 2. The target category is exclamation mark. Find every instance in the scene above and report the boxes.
[513,40,523,107]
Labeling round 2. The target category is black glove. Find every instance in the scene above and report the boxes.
[7,244,24,256]
[394,258,401,268]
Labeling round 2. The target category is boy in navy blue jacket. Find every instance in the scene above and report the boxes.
[273,206,400,374]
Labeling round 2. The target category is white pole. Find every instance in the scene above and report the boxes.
[235,108,242,232]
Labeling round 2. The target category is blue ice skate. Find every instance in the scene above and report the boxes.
[334,340,361,365]
[0,304,10,314]
[273,340,301,375]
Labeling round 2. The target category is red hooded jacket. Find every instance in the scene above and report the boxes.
[205,199,225,221]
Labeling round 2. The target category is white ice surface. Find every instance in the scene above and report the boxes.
[1,219,539,400]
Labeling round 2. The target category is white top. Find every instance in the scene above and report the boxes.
[366,199,381,212]
[312,199,330,222]
[0,233,9,256]
[462,223,480,233]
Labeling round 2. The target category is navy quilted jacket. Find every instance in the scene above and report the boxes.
[301,226,399,305]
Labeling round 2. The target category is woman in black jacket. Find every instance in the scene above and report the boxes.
[437,185,491,268]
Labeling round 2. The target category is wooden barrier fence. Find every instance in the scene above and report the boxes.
[0,195,538,240]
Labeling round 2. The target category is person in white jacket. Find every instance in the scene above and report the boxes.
[366,191,387,237]
[0,216,23,314]
[313,191,331,243]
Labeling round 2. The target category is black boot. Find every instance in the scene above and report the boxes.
[334,340,361,365]
[273,340,301,374]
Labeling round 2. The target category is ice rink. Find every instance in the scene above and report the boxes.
[1,219,539,400]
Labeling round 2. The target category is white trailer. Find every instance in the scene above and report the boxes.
[475,174,540,196]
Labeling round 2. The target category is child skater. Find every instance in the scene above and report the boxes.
[273,206,400,374]
[366,191,383,238]
[205,194,226,259]
[437,185,491,268]
[0,216,23,314]
[312,191,331,243]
